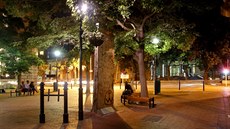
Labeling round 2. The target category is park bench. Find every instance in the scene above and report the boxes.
[10,89,34,97]
[121,93,155,109]
[10,89,21,97]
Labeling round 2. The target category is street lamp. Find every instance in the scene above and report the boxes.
[151,37,160,95]
[152,37,160,44]
[54,50,61,91]
[78,1,88,121]
[223,68,229,87]
[151,37,159,80]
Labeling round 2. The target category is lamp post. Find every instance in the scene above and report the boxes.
[151,37,160,95]
[78,2,88,121]
[223,68,229,87]
[54,50,61,91]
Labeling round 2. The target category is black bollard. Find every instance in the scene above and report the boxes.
[120,79,122,89]
[58,89,60,102]
[179,79,181,90]
[47,89,50,101]
[203,80,205,91]
[39,82,45,123]
[63,82,69,123]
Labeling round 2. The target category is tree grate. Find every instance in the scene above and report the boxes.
[142,115,163,122]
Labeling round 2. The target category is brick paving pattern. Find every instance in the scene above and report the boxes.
[0,81,229,129]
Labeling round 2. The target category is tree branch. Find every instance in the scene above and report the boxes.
[107,16,132,31]
[141,12,155,29]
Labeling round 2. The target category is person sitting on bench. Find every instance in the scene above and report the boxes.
[29,81,38,95]
[22,80,30,95]
[122,82,133,96]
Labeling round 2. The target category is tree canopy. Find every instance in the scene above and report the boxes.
[0,0,229,82]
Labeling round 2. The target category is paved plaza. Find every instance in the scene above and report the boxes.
[0,81,230,129]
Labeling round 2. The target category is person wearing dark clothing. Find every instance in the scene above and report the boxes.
[125,82,133,93]
[122,82,133,96]
[29,81,38,95]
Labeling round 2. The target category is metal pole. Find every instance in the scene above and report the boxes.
[179,79,181,90]
[39,82,45,123]
[55,59,58,91]
[120,79,121,89]
[78,16,83,120]
[203,80,205,91]
[136,80,137,89]
[63,82,69,123]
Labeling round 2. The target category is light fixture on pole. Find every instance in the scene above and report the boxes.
[78,1,88,121]
[223,68,229,87]
[151,37,160,95]
[54,50,61,91]
[152,37,160,44]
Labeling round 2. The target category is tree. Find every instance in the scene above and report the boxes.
[187,0,230,82]
[1,0,80,78]
[94,0,196,97]
[0,47,43,87]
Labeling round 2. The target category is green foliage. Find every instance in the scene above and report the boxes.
[0,47,43,75]
[141,0,165,11]
[1,0,228,79]
[3,0,71,21]
[96,0,199,75]
[114,31,138,59]
[1,0,76,46]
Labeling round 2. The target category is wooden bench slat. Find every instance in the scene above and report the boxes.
[127,96,149,102]
[121,94,155,109]
[10,90,21,97]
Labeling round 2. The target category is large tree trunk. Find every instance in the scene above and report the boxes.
[203,67,210,84]
[135,48,148,97]
[166,64,170,80]
[92,32,115,112]
[17,73,22,89]
[183,64,188,80]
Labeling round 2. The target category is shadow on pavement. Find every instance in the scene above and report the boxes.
[78,112,132,129]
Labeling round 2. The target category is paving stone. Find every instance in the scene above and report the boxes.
[0,83,230,129]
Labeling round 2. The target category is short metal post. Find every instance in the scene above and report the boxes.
[203,80,205,91]
[47,89,50,101]
[58,89,60,102]
[39,82,45,123]
[149,98,151,108]
[120,79,122,89]
[136,81,137,89]
[179,79,181,90]
[124,97,126,105]
[152,97,155,108]
[63,82,69,123]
